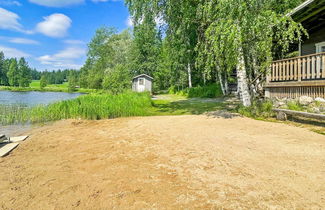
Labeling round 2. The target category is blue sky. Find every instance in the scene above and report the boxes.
[0,0,132,70]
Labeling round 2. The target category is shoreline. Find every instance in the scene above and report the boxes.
[1,124,33,137]
[0,86,96,94]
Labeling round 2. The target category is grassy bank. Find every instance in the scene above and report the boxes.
[0,80,96,93]
[0,92,152,125]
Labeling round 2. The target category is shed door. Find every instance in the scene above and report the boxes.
[138,78,145,92]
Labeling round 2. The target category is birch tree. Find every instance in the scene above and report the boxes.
[196,0,305,106]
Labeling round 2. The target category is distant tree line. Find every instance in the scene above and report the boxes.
[0,52,33,87]
[0,51,79,89]
[40,69,74,85]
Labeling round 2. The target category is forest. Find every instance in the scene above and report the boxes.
[77,0,306,106]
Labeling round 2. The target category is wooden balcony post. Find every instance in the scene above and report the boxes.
[316,55,321,78]
[322,54,325,79]
[311,56,316,79]
[297,57,301,81]
[266,64,271,83]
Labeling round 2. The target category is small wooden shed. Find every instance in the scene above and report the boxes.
[132,74,154,93]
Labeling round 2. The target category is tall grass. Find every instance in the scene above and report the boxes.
[0,104,29,125]
[0,92,152,125]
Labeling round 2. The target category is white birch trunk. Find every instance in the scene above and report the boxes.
[203,72,206,85]
[237,48,251,107]
[217,72,226,95]
[224,74,229,95]
[187,63,192,88]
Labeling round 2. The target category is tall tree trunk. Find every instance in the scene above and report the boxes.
[217,71,226,95]
[237,47,251,107]
[203,72,206,85]
[224,73,229,95]
[187,63,192,88]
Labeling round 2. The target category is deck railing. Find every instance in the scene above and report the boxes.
[265,52,325,99]
[267,52,325,83]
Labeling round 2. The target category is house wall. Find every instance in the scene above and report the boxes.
[301,27,325,56]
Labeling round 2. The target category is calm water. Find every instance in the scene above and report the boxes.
[0,91,83,107]
[0,91,83,136]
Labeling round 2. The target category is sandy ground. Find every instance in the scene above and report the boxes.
[0,115,324,209]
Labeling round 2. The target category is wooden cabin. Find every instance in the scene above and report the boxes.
[265,0,325,99]
[132,74,153,93]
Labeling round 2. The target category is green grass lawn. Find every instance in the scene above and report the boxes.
[30,80,69,89]
[0,80,95,93]
[150,94,238,115]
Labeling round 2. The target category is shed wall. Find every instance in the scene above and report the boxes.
[132,76,153,93]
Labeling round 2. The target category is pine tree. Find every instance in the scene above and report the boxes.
[18,58,32,87]
[7,58,19,87]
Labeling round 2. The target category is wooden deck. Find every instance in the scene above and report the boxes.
[265,52,325,98]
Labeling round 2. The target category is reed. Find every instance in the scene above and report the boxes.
[0,92,152,125]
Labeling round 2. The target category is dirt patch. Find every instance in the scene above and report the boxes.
[0,115,324,209]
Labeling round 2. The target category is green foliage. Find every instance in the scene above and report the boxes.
[68,70,79,92]
[0,52,32,88]
[0,92,152,125]
[40,75,47,89]
[41,69,71,85]
[238,100,274,119]
[287,101,304,111]
[7,58,19,87]
[169,84,223,98]
[130,13,161,78]
[18,58,32,87]
[102,64,131,94]
[80,28,133,91]
[188,84,223,98]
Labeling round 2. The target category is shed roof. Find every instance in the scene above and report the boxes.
[132,74,154,80]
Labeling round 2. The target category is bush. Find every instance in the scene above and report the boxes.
[287,101,304,111]
[238,99,274,119]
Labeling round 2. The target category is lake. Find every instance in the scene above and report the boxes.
[0,91,83,136]
[0,91,83,107]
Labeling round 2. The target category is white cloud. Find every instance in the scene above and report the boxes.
[92,0,121,2]
[63,39,85,45]
[37,47,86,69]
[36,14,72,38]
[9,37,39,45]
[0,45,30,58]
[0,8,32,33]
[0,1,22,6]
[0,7,22,31]
[29,0,84,7]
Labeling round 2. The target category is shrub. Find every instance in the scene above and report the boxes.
[287,101,304,111]
[238,99,274,119]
